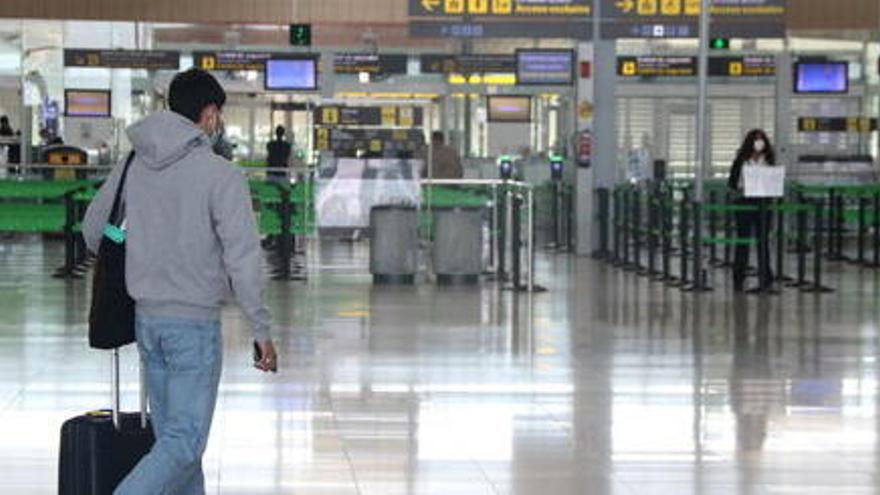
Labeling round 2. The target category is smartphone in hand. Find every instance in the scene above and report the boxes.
[253,341,263,363]
[253,340,278,373]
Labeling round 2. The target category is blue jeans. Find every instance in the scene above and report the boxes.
[115,315,223,495]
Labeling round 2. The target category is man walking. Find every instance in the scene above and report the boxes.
[266,125,293,183]
[422,131,463,180]
[83,68,277,494]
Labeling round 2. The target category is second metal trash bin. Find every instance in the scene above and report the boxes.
[370,205,418,285]
[432,206,484,285]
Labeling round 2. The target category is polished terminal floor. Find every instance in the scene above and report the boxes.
[1,237,879,494]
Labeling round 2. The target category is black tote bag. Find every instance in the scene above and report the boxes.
[89,152,136,350]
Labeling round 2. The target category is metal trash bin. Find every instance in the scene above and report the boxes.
[432,206,484,285]
[370,205,418,285]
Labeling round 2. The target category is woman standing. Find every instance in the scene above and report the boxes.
[728,129,777,292]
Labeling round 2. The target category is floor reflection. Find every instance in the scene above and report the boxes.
[0,239,877,494]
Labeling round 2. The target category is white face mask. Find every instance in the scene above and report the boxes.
[753,139,766,153]
[208,114,224,145]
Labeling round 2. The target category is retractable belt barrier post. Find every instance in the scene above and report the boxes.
[646,185,658,277]
[629,187,643,272]
[774,199,790,283]
[835,189,846,261]
[827,188,844,261]
[566,186,575,252]
[674,189,691,288]
[793,196,809,287]
[723,197,734,267]
[856,195,867,265]
[708,190,719,265]
[803,198,834,293]
[612,188,622,265]
[497,188,508,281]
[550,181,560,250]
[621,187,632,268]
[873,191,880,268]
[659,185,675,282]
[52,192,81,280]
[511,193,522,291]
[596,188,610,259]
[685,199,711,292]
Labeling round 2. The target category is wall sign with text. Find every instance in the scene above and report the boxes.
[64,49,180,70]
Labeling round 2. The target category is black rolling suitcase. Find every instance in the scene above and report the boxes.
[58,349,155,495]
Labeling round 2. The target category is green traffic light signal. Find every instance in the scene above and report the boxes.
[710,38,730,50]
[290,24,312,47]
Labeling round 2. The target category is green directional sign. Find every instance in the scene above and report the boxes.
[710,38,730,50]
[289,24,312,46]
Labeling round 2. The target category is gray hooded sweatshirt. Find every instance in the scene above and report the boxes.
[83,111,271,341]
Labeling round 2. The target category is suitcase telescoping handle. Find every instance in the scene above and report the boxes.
[110,348,148,430]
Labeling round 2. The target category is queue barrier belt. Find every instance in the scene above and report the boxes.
[702,237,756,246]
[0,203,66,232]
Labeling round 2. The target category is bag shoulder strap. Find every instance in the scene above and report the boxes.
[108,151,136,225]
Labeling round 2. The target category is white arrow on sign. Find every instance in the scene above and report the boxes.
[422,0,441,12]
[616,0,635,13]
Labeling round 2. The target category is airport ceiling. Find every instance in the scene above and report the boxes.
[0,0,876,49]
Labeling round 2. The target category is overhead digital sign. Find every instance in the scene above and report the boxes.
[798,117,878,133]
[709,56,776,76]
[617,56,696,77]
[488,95,532,123]
[333,54,409,74]
[516,49,575,85]
[264,58,319,91]
[314,128,425,154]
[794,62,849,94]
[617,55,776,77]
[420,54,516,74]
[600,0,786,39]
[193,51,285,71]
[314,106,424,127]
[65,90,112,118]
[64,49,180,70]
[409,0,591,17]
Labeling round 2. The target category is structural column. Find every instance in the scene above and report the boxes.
[576,38,617,255]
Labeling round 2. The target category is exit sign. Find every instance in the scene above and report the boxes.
[290,24,312,46]
[710,38,730,50]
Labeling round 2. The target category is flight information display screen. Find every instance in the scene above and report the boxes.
[795,62,848,94]
[516,50,575,85]
[65,90,112,117]
[488,96,531,123]
[264,58,318,91]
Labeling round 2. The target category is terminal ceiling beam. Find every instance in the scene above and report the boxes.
[0,0,878,33]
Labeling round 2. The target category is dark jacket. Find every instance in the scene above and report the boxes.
[267,139,292,169]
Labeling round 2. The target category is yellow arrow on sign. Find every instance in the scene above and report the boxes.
[422,0,441,12]
[616,0,635,13]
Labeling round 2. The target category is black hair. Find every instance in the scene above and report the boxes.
[734,129,776,166]
[168,68,226,124]
[431,131,444,144]
[275,125,286,139]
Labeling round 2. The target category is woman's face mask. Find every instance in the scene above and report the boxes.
[753,139,766,153]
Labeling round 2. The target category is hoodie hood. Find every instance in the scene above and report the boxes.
[126,111,207,170]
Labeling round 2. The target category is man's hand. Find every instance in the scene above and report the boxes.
[254,340,278,373]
